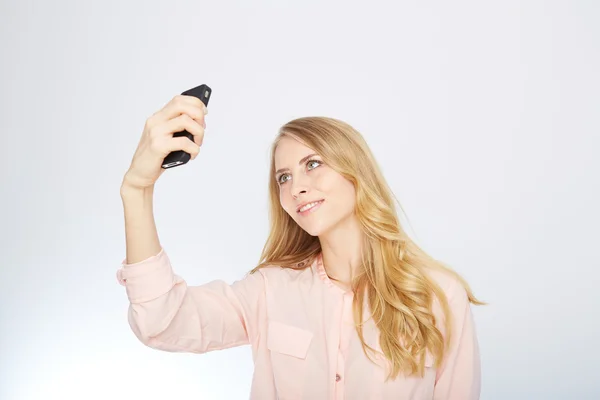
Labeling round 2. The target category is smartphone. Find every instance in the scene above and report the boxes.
[161,84,212,169]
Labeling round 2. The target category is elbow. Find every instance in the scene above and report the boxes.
[127,304,165,347]
[124,286,188,350]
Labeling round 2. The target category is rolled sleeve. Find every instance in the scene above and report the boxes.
[116,248,177,304]
[115,248,266,354]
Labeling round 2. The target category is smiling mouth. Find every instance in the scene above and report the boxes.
[297,200,324,214]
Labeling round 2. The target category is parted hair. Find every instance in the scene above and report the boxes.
[251,116,483,379]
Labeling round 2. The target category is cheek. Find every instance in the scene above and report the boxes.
[320,172,352,196]
[279,187,295,215]
[330,179,356,209]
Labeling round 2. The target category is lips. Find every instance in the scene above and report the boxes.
[296,199,324,213]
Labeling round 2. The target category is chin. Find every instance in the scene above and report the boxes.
[298,219,333,237]
[297,224,321,237]
[304,227,323,237]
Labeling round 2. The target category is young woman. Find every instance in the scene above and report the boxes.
[117,93,483,399]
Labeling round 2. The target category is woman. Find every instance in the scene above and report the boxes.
[117,93,483,399]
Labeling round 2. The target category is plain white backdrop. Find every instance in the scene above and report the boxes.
[1,1,598,399]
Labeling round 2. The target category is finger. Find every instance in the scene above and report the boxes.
[167,136,201,159]
[151,95,208,125]
[168,94,208,114]
[168,94,208,117]
[151,114,205,146]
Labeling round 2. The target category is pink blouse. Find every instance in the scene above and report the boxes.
[116,248,481,399]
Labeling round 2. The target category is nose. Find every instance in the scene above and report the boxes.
[290,175,310,199]
[292,187,307,199]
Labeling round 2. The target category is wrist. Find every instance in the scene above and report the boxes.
[120,176,154,199]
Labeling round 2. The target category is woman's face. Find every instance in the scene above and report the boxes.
[274,137,357,237]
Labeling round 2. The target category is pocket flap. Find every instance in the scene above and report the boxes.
[267,321,313,359]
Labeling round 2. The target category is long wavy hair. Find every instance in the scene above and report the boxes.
[250,116,484,380]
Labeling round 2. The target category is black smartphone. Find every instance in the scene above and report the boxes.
[161,84,212,169]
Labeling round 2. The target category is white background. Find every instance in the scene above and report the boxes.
[1,1,598,399]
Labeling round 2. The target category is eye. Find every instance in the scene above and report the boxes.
[307,159,322,170]
[276,159,323,185]
[278,174,290,184]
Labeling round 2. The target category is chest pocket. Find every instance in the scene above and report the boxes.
[267,321,313,399]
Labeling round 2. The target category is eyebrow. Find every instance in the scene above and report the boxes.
[275,153,319,176]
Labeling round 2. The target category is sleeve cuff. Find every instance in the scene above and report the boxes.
[115,248,177,303]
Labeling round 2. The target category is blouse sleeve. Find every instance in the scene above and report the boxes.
[116,248,265,353]
[433,278,482,400]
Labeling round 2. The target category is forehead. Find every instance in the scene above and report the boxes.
[274,137,316,168]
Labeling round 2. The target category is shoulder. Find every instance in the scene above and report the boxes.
[251,263,316,285]
[232,263,312,294]
[423,266,469,306]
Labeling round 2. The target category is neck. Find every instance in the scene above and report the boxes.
[318,215,364,286]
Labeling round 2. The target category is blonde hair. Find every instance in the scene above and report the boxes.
[250,116,484,380]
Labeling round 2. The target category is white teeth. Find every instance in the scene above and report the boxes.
[299,200,322,212]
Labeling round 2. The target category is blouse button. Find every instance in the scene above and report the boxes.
[335,374,341,382]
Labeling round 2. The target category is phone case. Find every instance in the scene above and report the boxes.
[161,84,212,169]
